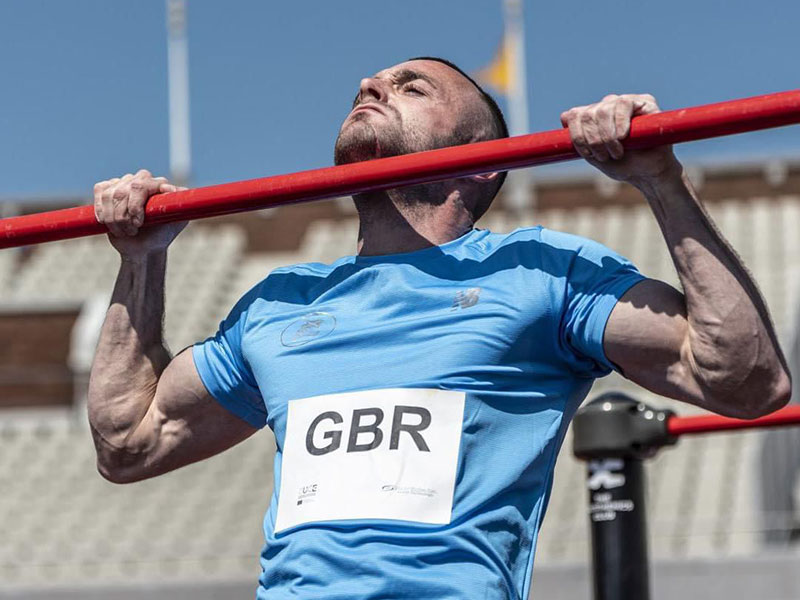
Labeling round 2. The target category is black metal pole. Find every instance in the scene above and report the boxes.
[572,392,676,600]
[586,456,648,599]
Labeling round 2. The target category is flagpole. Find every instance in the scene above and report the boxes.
[503,0,533,211]
[166,0,191,186]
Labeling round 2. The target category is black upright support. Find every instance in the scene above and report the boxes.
[572,392,676,600]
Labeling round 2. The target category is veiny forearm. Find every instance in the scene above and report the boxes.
[635,164,790,412]
[88,250,172,451]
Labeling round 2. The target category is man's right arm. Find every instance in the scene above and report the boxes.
[88,170,258,484]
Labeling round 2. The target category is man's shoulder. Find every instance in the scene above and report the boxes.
[476,224,604,250]
[469,224,543,253]
[266,258,350,277]
[252,253,357,284]
[536,226,635,267]
[479,225,638,276]
[475,224,602,257]
[226,256,356,314]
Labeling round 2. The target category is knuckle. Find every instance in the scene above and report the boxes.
[129,181,146,193]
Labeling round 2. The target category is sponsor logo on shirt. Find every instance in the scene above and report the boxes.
[281,312,336,347]
[451,287,481,310]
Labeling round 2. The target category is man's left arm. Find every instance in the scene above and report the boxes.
[561,94,791,419]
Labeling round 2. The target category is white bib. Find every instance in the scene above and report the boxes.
[275,388,465,533]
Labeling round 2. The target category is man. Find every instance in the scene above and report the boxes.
[88,58,790,599]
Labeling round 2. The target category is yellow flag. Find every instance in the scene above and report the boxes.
[475,36,513,95]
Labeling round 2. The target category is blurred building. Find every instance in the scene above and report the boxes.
[1,159,799,599]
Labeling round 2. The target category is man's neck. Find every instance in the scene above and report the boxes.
[353,189,474,257]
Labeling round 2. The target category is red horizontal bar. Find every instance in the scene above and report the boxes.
[1,90,799,249]
[667,404,800,436]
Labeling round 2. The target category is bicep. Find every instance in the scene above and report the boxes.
[129,348,259,479]
[603,278,706,406]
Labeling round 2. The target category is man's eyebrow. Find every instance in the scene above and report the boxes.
[387,69,439,89]
[351,68,439,107]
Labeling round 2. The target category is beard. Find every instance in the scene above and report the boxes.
[333,112,414,166]
[333,110,473,209]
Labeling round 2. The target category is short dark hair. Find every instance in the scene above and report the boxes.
[408,56,509,219]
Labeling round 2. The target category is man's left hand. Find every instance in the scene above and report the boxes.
[560,94,681,186]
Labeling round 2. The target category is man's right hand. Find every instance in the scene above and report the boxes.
[89,168,258,484]
[93,169,188,257]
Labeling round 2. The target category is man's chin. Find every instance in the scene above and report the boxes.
[334,149,378,166]
[334,133,381,166]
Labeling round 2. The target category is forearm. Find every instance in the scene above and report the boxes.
[88,250,172,451]
[634,163,790,411]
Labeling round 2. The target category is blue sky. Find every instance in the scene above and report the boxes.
[0,0,797,199]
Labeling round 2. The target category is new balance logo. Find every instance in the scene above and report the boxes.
[451,287,481,310]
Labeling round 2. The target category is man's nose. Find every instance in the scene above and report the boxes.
[358,77,389,103]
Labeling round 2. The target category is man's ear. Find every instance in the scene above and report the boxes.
[469,172,499,183]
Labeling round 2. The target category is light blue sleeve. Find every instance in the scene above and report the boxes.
[540,228,647,377]
[192,294,268,429]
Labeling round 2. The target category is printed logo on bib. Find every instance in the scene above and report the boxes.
[275,388,465,533]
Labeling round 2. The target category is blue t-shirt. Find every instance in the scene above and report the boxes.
[193,226,645,600]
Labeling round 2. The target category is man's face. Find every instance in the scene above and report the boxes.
[334,60,484,166]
